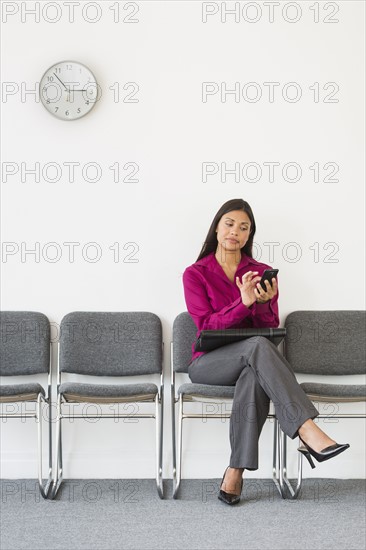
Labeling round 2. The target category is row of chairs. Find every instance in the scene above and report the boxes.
[1,310,365,500]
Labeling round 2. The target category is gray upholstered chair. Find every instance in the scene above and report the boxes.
[281,310,366,498]
[50,311,164,499]
[0,311,52,498]
[171,312,287,498]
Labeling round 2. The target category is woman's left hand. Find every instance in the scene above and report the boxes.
[254,278,278,304]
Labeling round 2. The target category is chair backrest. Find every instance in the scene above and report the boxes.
[284,310,366,375]
[59,311,162,376]
[172,312,197,373]
[0,311,50,376]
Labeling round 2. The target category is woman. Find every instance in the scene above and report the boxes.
[182,198,350,506]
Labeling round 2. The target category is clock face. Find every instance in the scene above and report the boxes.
[39,61,98,120]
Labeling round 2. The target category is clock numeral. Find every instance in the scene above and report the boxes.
[77,108,81,113]
[46,100,50,104]
[65,110,70,116]
[66,64,73,70]
[85,101,90,105]
[55,68,61,73]
[55,107,59,112]
[47,76,54,82]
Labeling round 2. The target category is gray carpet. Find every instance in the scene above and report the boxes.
[1,479,365,550]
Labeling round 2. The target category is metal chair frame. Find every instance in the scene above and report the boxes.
[280,407,366,499]
[171,341,290,499]
[0,345,53,499]
[279,310,366,499]
[50,340,164,500]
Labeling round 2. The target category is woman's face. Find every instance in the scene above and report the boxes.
[215,209,252,254]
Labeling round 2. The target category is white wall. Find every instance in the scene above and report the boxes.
[1,0,365,480]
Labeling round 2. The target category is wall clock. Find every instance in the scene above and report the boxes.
[39,61,98,120]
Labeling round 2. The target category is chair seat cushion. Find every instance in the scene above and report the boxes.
[178,383,235,399]
[300,382,366,402]
[59,382,158,403]
[0,383,45,402]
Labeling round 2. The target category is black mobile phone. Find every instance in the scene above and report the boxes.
[259,269,279,291]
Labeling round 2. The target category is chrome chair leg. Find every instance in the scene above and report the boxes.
[173,393,183,498]
[272,418,287,498]
[49,393,63,499]
[36,394,52,499]
[171,384,177,497]
[155,392,164,498]
[272,421,304,499]
[272,417,280,494]
[281,433,303,499]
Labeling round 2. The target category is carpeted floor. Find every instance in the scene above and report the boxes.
[0,479,365,550]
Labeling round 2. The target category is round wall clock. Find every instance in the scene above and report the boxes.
[39,61,98,120]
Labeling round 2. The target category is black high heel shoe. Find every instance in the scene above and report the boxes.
[218,466,243,506]
[298,436,350,469]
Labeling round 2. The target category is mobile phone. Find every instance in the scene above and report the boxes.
[258,269,279,291]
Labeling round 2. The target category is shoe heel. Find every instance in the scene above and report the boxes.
[298,448,316,469]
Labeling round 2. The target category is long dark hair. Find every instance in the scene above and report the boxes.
[196,199,256,262]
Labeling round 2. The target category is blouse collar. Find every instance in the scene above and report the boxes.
[195,251,260,284]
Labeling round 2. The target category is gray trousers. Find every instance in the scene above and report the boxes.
[188,336,319,470]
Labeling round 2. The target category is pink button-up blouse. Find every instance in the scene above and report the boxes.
[182,251,280,363]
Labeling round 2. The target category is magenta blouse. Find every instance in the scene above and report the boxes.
[182,251,280,363]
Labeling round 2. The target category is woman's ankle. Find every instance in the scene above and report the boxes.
[228,466,244,475]
[298,421,336,451]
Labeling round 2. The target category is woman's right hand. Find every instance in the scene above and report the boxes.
[236,271,262,308]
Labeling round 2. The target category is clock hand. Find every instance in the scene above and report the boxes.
[53,72,69,92]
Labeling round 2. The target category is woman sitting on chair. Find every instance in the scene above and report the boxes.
[182,198,350,506]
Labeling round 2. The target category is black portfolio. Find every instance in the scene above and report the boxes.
[194,328,287,353]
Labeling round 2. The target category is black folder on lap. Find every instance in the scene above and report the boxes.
[194,328,287,353]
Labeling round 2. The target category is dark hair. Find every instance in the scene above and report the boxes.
[196,198,256,262]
